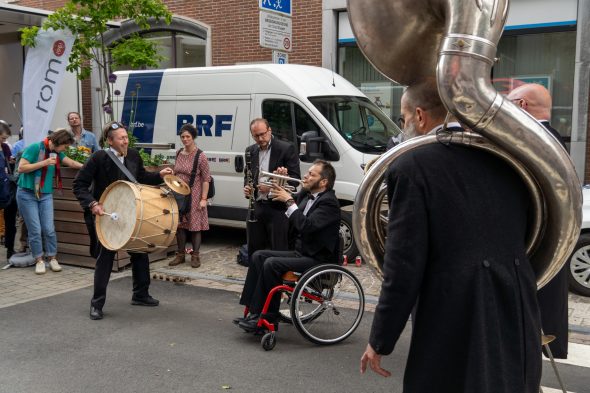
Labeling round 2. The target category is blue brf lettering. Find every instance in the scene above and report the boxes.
[215,115,233,136]
[177,115,193,134]
[196,115,214,136]
[176,114,233,137]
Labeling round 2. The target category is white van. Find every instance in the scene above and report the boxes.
[113,64,401,258]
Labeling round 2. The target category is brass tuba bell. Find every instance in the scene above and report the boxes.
[348,0,582,288]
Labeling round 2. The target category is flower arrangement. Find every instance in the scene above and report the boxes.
[65,145,92,164]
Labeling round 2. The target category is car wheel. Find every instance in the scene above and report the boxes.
[340,210,359,261]
[568,233,590,297]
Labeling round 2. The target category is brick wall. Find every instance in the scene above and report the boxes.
[19,0,322,66]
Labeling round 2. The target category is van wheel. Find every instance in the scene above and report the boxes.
[340,211,359,261]
[568,233,590,297]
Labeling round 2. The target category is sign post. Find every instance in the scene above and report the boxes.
[259,0,293,53]
[272,50,289,64]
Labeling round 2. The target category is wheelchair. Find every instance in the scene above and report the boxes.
[242,264,365,351]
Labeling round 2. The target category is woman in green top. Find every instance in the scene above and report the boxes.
[17,129,83,274]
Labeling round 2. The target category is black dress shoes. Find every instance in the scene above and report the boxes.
[238,316,261,332]
[131,296,160,307]
[89,306,103,320]
[233,313,259,325]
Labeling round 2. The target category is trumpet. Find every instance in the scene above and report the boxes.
[258,170,302,195]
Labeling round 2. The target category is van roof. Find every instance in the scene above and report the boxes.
[115,64,365,99]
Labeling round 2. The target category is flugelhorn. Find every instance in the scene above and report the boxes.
[258,170,302,196]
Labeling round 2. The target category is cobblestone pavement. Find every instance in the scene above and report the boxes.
[1,239,588,344]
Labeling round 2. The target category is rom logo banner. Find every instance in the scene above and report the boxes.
[259,10,292,52]
[22,28,75,147]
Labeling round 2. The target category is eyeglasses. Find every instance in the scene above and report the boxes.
[252,129,270,139]
[111,122,123,130]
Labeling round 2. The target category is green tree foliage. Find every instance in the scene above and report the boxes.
[20,0,171,121]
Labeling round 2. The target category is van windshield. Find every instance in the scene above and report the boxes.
[309,96,402,154]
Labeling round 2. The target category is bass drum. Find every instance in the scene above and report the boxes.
[96,180,178,253]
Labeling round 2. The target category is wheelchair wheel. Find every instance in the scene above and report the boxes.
[261,332,277,351]
[290,265,365,345]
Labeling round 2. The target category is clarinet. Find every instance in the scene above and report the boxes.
[245,150,257,223]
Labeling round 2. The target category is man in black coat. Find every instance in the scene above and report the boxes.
[73,121,174,320]
[243,118,300,260]
[508,83,569,359]
[235,160,340,330]
[361,81,542,393]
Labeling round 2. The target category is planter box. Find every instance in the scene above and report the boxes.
[54,166,175,271]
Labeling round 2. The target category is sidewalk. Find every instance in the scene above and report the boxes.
[1,242,589,344]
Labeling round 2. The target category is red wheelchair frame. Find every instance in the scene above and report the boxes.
[240,264,365,351]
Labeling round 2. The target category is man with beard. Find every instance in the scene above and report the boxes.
[360,80,541,393]
[234,160,340,330]
[73,121,173,320]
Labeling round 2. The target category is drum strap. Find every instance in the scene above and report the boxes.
[106,150,138,183]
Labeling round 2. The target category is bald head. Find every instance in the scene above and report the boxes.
[506,83,552,121]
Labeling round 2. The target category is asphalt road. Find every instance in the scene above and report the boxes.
[0,277,587,393]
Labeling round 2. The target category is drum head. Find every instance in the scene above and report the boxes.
[164,174,191,195]
[96,181,138,250]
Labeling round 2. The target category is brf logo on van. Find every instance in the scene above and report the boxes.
[177,114,233,137]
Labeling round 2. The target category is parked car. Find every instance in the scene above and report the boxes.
[566,186,590,297]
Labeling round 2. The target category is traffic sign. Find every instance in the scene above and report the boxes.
[272,51,289,64]
[259,0,292,17]
[259,10,292,52]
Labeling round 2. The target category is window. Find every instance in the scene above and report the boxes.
[262,100,322,150]
[309,96,400,154]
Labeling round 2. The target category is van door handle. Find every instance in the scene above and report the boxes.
[235,155,244,172]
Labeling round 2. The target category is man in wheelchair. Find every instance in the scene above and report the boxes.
[234,160,341,331]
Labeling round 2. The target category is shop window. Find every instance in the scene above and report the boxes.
[493,30,576,145]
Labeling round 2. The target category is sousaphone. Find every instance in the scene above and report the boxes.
[348,0,582,288]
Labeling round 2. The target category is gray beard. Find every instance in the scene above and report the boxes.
[402,121,420,141]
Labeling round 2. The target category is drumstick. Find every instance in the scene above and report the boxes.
[102,212,120,221]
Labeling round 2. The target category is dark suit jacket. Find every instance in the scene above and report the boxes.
[290,189,340,264]
[370,143,541,393]
[73,148,162,209]
[537,121,569,358]
[244,137,300,199]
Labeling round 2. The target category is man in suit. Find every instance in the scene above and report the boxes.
[360,80,542,393]
[243,118,300,261]
[235,160,340,330]
[73,121,174,320]
[508,83,569,358]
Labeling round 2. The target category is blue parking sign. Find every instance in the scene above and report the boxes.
[260,0,292,17]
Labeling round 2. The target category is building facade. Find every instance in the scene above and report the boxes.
[2,0,590,181]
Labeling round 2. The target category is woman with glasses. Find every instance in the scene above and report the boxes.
[16,128,83,274]
[169,123,211,268]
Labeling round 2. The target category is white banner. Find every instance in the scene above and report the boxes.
[22,29,75,147]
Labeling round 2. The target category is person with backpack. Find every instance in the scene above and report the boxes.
[0,121,16,260]
[168,124,211,268]
[16,129,83,274]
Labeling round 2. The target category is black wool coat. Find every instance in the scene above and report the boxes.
[369,143,542,393]
[73,148,162,209]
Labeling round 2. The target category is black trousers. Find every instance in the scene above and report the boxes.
[537,265,569,358]
[246,200,290,260]
[3,197,17,255]
[240,249,320,315]
[90,244,151,310]
[83,209,99,258]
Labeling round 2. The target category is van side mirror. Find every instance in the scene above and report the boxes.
[299,131,340,163]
